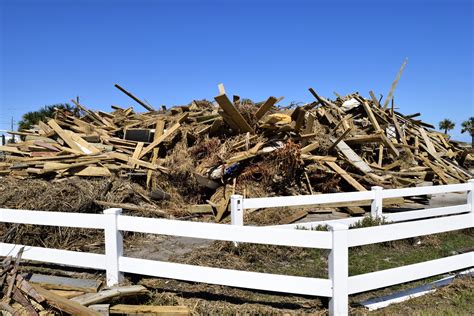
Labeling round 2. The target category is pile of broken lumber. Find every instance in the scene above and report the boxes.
[0,83,471,221]
[0,248,189,315]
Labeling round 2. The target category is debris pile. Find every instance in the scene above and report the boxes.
[0,83,471,221]
[0,249,189,315]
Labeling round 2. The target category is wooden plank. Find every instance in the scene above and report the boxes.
[217,83,226,95]
[139,123,180,158]
[419,128,437,157]
[72,285,148,306]
[382,58,408,109]
[129,142,144,168]
[308,88,344,114]
[291,107,306,132]
[74,166,112,177]
[187,204,214,214]
[71,99,108,126]
[109,152,167,172]
[114,84,155,112]
[380,133,400,157]
[215,94,254,134]
[50,290,86,299]
[301,155,337,162]
[255,96,278,120]
[326,161,367,192]
[301,141,319,154]
[0,146,30,156]
[328,127,352,152]
[94,201,167,217]
[11,286,39,315]
[89,304,110,315]
[377,144,384,167]
[42,159,101,172]
[345,134,383,145]
[146,120,165,188]
[65,130,101,155]
[38,121,54,136]
[414,135,419,155]
[31,284,101,316]
[360,99,382,131]
[344,206,365,215]
[331,139,373,174]
[48,119,95,154]
[27,274,101,293]
[369,91,380,108]
[278,210,308,225]
[110,304,189,315]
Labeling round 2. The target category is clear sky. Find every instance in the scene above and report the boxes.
[0,0,472,141]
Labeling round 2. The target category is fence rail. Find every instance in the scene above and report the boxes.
[1,180,473,315]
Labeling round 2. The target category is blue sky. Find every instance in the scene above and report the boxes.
[0,0,472,141]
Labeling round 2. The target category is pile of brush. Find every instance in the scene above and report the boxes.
[0,83,471,223]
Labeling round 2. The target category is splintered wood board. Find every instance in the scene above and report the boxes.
[332,139,373,174]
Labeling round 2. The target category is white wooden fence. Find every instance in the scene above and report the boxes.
[1,180,473,315]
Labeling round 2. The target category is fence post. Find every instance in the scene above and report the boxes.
[371,186,383,218]
[328,223,349,316]
[104,208,123,286]
[468,179,474,213]
[230,195,244,246]
[230,195,244,226]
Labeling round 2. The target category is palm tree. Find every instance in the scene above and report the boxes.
[461,117,474,147]
[438,119,455,135]
[18,103,74,131]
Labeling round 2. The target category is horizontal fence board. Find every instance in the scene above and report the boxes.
[348,252,474,294]
[384,204,470,222]
[0,243,106,270]
[117,216,332,249]
[381,183,470,199]
[243,191,374,209]
[119,256,332,297]
[0,208,106,229]
[348,213,473,247]
[272,205,470,230]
